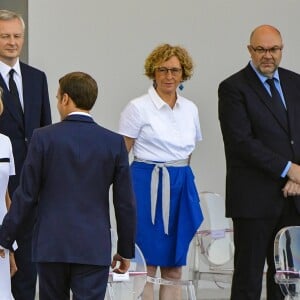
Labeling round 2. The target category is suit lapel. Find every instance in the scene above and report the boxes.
[244,65,289,133]
[0,72,24,128]
[20,63,31,124]
[280,70,299,135]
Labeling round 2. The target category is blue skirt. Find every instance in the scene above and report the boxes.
[131,161,203,267]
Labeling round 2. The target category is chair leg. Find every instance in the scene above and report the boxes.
[187,283,197,300]
[106,283,115,300]
[192,270,199,298]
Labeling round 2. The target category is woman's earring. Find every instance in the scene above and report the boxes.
[153,80,157,89]
[179,83,184,91]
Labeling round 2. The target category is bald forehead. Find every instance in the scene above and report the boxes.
[250,25,282,44]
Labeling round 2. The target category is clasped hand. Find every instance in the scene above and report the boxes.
[111,253,130,274]
[282,179,300,198]
[283,163,300,197]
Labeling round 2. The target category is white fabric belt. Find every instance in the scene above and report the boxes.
[134,157,189,234]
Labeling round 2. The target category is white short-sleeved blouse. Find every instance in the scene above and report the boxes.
[119,86,202,162]
[0,133,15,221]
[0,134,15,300]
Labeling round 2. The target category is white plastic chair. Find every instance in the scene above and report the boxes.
[274,226,300,299]
[191,191,234,297]
[105,230,147,300]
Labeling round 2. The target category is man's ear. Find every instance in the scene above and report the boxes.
[61,93,69,106]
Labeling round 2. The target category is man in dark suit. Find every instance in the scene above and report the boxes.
[0,71,136,299]
[0,9,52,299]
[218,24,300,300]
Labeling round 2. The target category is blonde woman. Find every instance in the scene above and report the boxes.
[0,87,17,299]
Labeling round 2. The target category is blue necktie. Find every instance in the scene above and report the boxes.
[266,78,287,127]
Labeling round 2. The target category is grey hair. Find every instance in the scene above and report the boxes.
[0,9,25,31]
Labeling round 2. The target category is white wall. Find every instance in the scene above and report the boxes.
[28,0,300,199]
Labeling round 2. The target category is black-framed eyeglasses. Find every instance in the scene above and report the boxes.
[156,67,182,76]
[250,46,282,55]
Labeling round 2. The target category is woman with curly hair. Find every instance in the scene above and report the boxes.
[119,44,203,300]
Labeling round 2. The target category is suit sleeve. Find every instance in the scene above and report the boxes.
[112,137,136,259]
[218,79,288,179]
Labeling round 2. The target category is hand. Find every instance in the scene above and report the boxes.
[282,179,300,198]
[287,163,300,184]
[9,252,18,277]
[0,248,5,258]
[111,253,130,274]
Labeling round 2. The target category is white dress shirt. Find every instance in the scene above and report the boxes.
[0,59,24,110]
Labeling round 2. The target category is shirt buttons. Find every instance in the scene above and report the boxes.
[291,140,294,145]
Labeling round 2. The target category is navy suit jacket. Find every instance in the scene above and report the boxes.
[0,114,136,265]
[218,63,300,218]
[0,62,52,195]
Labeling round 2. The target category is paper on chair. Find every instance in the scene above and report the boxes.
[211,229,225,239]
[112,272,130,281]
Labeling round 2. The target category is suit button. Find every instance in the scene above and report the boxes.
[25,138,28,143]
[291,140,294,144]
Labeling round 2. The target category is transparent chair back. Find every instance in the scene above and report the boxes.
[274,226,300,299]
[105,229,147,300]
[191,191,234,296]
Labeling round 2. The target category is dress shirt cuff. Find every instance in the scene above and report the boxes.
[281,161,292,178]
[121,256,131,260]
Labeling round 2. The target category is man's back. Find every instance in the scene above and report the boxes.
[0,71,136,300]
[8,114,135,266]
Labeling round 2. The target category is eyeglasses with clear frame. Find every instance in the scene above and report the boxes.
[250,46,283,55]
[155,67,182,76]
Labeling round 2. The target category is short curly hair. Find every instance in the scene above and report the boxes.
[144,44,194,81]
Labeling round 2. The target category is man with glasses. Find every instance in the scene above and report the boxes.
[218,24,300,300]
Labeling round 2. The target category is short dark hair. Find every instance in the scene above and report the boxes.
[59,72,98,110]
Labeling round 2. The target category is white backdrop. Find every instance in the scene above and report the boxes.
[28,0,300,199]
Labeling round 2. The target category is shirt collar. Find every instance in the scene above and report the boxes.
[148,85,181,109]
[0,59,21,78]
[68,112,92,117]
[250,60,280,84]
